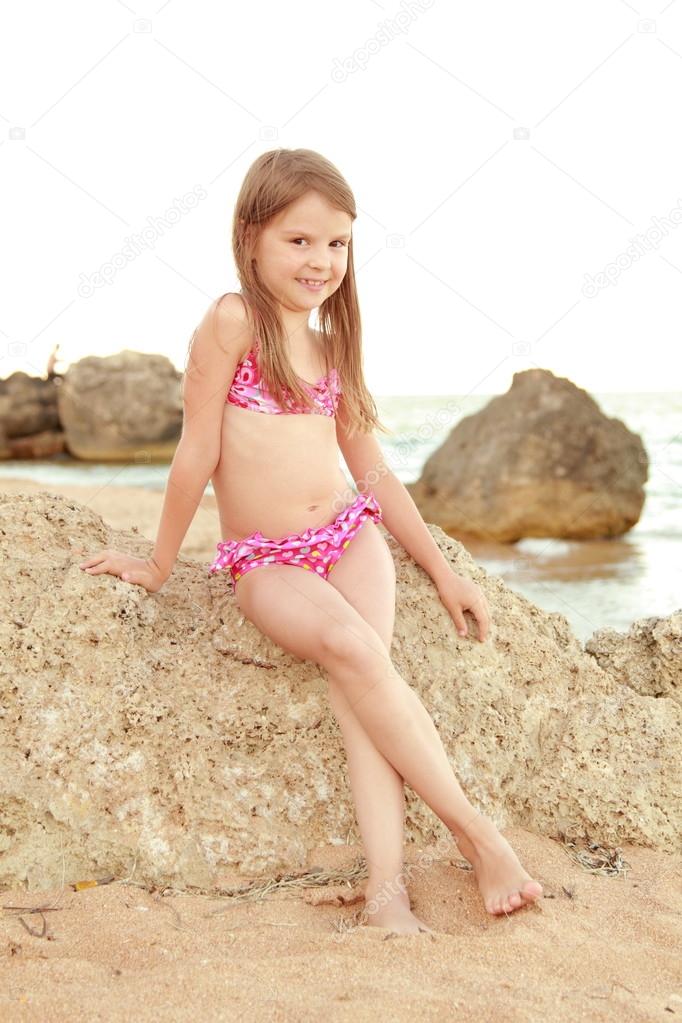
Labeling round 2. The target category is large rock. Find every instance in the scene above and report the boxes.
[585,612,681,707]
[0,372,61,460]
[3,429,66,459]
[57,350,182,461]
[0,492,680,893]
[407,369,648,542]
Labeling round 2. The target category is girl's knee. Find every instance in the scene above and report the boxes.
[318,621,389,672]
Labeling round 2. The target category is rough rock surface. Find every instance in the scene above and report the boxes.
[0,372,61,460]
[57,351,182,461]
[585,612,682,707]
[407,369,648,542]
[1,491,680,894]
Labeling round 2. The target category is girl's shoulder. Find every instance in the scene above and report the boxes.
[215,292,258,362]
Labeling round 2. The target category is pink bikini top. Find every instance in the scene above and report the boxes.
[226,336,341,417]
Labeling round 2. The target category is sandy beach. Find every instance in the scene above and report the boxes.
[1,477,680,1022]
[1,830,680,1022]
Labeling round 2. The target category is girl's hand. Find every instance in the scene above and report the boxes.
[436,571,490,642]
[78,550,168,593]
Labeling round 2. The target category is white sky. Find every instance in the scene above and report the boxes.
[2,0,682,395]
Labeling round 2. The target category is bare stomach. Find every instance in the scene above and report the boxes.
[211,406,356,542]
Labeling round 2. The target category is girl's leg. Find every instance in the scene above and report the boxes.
[327,683,405,885]
[321,524,433,932]
[325,519,413,920]
[325,682,435,933]
[235,532,419,928]
[235,551,543,916]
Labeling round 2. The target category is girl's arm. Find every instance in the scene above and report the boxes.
[149,440,219,579]
[80,294,252,590]
[152,292,253,578]
[335,403,490,641]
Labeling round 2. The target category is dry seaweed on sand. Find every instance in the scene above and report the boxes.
[116,857,370,916]
[557,829,631,878]
[203,860,369,916]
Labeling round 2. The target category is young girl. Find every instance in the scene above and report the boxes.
[79,148,543,934]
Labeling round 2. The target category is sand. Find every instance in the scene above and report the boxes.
[1,830,680,1022]
[1,477,680,1021]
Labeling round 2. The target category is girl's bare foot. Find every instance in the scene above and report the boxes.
[453,813,543,916]
[362,884,435,935]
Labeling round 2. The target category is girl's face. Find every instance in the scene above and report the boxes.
[252,190,352,308]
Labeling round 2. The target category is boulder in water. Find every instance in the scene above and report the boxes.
[407,369,648,542]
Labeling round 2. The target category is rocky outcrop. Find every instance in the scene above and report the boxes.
[0,372,64,459]
[407,369,648,542]
[3,429,66,459]
[57,351,182,461]
[1,491,679,893]
[585,612,681,707]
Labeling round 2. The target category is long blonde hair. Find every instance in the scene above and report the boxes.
[215,148,391,438]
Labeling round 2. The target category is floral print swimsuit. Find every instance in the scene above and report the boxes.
[208,334,382,593]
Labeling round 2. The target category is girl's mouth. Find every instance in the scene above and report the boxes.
[296,278,327,291]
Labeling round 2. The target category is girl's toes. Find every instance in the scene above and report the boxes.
[521,881,543,903]
[508,891,524,910]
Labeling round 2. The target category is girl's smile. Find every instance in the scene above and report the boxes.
[296,278,328,291]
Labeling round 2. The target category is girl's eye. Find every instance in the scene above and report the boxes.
[291,239,347,248]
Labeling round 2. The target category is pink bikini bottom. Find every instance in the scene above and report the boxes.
[209,490,383,594]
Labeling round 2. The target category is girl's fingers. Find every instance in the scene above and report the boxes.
[473,606,489,641]
[79,554,106,568]
[77,555,153,590]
